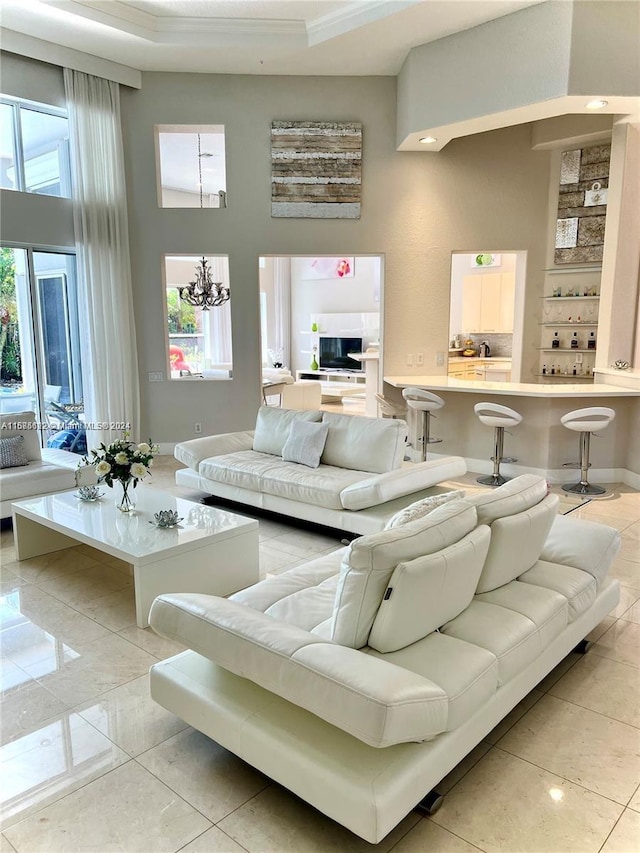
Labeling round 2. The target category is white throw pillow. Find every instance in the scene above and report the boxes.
[384,489,466,529]
[0,410,41,461]
[252,406,322,457]
[321,412,406,474]
[282,420,329,468]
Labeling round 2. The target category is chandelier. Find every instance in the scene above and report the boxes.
[178,257,230,310]
[177,134,230,310]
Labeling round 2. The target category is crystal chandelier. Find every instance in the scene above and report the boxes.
[177,134,230,310]
[178,257,230,310]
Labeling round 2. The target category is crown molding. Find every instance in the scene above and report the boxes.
[307,0,421,46]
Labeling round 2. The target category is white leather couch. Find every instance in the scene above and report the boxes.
[174,406,467,534]
[0,410,93,518]
[149,474,620,843]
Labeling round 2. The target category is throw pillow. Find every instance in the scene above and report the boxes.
[282,420,329,468]
[384,489,466,529]
[0,435,30,469]
[252,406,322,457]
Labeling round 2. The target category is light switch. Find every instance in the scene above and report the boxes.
[148,371,164,382]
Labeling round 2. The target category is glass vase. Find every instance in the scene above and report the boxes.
[115,478,137,513]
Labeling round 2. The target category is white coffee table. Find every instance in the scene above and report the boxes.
[11,486,259,628]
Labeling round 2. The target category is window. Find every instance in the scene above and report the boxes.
[155,125,226,208]
[164,255,232,379]
[0,97,71,198]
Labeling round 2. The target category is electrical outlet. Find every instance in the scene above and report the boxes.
[194,422,202,434]
[435,351,445,366]
[406,353,413,366]
[416,353,424,366]
[576,353,583,364]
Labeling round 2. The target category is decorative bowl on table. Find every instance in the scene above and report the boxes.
[76,485,103,502]
[151,509,183,529]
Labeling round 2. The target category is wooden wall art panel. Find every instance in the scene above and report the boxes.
[271,120,362,219]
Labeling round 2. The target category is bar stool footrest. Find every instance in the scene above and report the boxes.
[490,456,517,464]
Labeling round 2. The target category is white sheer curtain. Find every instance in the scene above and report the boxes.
[273,257,291,368]
[63,68,140,446]
[206,256,233,365]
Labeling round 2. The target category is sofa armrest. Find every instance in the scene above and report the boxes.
[149,592,447,748]
[340,456,467,511]
[174,430,255,471]
[540,513,621,588]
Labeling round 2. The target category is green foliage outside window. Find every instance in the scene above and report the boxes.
[0,248,22,383]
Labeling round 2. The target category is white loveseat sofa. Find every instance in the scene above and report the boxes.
[0,410,93,518]
[149,475,620,843]
[174,406,467,534]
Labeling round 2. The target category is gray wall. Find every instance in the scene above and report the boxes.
[120,72,551,442]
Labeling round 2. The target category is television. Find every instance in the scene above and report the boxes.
[318,336,363,371]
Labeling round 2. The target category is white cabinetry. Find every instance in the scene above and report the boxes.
[462,273,514,333]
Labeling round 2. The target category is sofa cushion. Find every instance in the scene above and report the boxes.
[0,458,79,502]
[330,500,477,648]
[518,560,597,621]
[384,489,466,529]
[475,580,568,649]
[265,575,340,632]
[441,600,540,686]
[474,493,559,593]
[368,525,491,653]
[282,420,329,468]
[539,513,621,589]
[150,592,450,748]
[0,410,42,461]
[200,451,369,510]
[368,632,498,731]
[0,435,29,469]
[321,411,406,474]
[466,474,548,526]
[252,406,321,457]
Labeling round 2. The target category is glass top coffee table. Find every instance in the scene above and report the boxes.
[11,486,259,628]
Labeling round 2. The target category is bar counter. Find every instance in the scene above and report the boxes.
[383,375,639,484]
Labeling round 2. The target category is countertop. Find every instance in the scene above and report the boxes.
[448,357,512,365]
[384,375,640,397]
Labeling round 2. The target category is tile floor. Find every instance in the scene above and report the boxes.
[1,459,639,853]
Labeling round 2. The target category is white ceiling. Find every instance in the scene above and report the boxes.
[0,0,544,76]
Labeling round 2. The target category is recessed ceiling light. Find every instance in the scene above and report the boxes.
[419,136,438,144]
[586,99,608,110]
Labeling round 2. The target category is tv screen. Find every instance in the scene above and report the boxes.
[318,337,363,370]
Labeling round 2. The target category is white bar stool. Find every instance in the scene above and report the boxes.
[474,402,522,486]
[402,388,444,461]
[561,406,615,495]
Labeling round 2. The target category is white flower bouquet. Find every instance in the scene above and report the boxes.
[85,434,158,489]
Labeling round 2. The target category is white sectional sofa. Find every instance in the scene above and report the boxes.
[0,410,93,518]
[174,406,467,534]
[149,474,620,843]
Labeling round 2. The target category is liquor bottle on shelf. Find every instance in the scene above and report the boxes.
[542,364,547,375]
[552,331,560,349]
[588,331,596,349]
[570,331,579,349]
[550,364,556,375]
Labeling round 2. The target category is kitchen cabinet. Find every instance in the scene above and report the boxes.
[461,273,514,333]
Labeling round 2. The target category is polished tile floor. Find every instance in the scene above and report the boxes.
[1,459,639,853]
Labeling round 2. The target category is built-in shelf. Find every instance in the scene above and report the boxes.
[537,348,596,353]
[537,373,593,379]
[541,295,599,301]
[168,333,203,337]
[539,322,598,327]
[542,266,602,275]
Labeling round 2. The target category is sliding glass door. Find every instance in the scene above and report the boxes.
[0,246,83,443]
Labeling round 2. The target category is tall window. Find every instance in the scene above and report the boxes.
[0,97,71,198]
[155,125,226,208]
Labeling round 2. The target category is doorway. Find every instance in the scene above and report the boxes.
[259,255,383,415]
[448,251,526,383]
